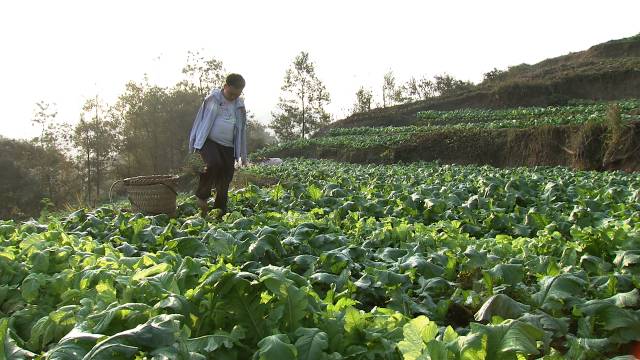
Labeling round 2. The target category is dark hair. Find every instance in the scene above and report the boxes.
[225,73,245,88]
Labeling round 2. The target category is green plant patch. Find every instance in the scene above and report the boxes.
[1,158,639,358]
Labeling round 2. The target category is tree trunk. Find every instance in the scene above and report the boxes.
[96,153,101,203]
[383,87,387,108]
[301,82,306,139]
[86,144,91,205]
[47,172,53,203]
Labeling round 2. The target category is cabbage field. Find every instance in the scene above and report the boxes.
[253,100,640,157]
[1,159,640,359]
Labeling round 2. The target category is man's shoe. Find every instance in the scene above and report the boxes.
[197,197,208,215]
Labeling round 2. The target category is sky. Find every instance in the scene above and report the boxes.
[1,0,639,140]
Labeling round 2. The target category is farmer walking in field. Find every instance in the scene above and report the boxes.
[188,73,248,217]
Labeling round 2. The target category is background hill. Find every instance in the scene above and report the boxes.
[321,33,640,131]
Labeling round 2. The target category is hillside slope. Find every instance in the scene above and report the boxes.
[268,122,640,172]
[323,34,640,131]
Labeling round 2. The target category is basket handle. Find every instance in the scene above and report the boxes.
[109,179,125,203]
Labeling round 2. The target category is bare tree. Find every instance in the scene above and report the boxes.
[182,50,226,100]
[382,70,403,107]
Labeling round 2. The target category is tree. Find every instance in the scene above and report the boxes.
[482,67,508,84]
[113,80,200,178]
[433,73,475,97]
[72,96,120,205]
[30,101,59,202]
[73,117,93,205]
[111,81,145,177]
[31,101,58,143]
[270,51,331,141]
[352,87,373,114]
[181,50,226,100]
[382,70,404,107]
[403,76,436,101]
[0,138,46,219]
[29,101,74,206]
[2,52,228,216]
[246,111,276,153]
[164,85,203,166]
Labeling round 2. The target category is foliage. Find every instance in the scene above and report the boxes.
[254,100,640,158]
[0,139,46,219]
[29,102,77,209]
[417,99,640,127]
[271,51,331,141]
[181,50,227,100]
[383,71,404,107]
[353,87,374,114]
[403,76,436,102]
[1,158,639,358]
[482,67,508,84]
[246,113,277,153]
[432,73,475,97]
[73,96,121,205]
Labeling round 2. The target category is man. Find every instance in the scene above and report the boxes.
[188,73,248,217]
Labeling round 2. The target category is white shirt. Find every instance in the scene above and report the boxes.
[208,96,236,147]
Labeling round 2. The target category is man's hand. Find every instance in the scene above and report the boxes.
[235,158,250,169]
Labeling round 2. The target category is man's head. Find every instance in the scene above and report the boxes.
[223,73,245,101]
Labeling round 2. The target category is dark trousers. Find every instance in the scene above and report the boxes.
[195,139,235,214]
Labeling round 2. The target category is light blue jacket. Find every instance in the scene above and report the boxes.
[188,88,248,163]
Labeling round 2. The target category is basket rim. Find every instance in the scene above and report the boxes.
[123,174,179,186]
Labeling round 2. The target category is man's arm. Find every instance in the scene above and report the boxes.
[189,99,207,153]
[239,105,249,166]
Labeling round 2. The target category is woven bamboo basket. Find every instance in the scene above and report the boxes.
[110,175,179,217]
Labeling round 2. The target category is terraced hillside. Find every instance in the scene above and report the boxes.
[255,100,640,171]
[323,34,640,131]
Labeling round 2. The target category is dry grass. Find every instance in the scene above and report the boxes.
[603,104,639,168]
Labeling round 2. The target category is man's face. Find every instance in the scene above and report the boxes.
[223,84,244,101]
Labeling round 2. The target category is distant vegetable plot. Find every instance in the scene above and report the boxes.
[253,100,640,159]
[1,159,639,358]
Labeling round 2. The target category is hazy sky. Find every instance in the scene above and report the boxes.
[1,0,639,140]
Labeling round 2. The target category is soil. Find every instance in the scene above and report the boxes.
[275,122,640,172]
